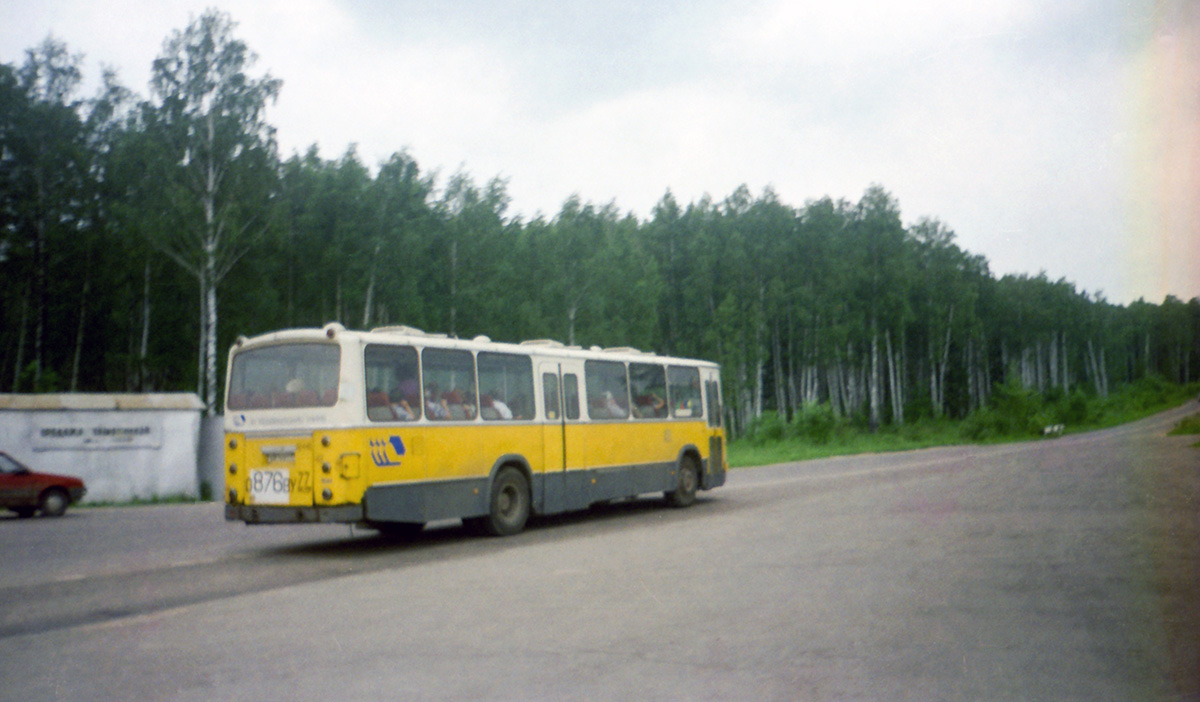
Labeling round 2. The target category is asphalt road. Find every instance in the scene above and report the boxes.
[1,404,1197,701]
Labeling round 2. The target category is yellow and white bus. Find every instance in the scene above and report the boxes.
[223,323,726,536]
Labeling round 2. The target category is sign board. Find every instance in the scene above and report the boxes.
[30,414,163,451]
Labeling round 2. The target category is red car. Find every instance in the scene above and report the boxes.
[0,451,87,518]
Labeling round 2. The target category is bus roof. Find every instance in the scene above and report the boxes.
[230,323,719,369]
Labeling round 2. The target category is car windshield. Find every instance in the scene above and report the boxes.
[0,452,28,474]
[227,343,341,410]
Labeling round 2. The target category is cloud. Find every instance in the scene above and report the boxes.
[718,0,1037,70]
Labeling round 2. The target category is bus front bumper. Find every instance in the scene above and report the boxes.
[225,503,364,524]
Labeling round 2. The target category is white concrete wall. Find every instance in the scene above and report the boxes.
[0,406,202,503]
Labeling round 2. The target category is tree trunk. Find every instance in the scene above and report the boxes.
[70,273,89,391]
[772,320,787,420]
[1049,334,1059,388]
[1099,345,1109,397]
[140,259,152,391]
[1061,332,1070,392]
[966,336,977,412]
[886,329,903,425]
[203,242,219,415]
[869,320,881,430]
[11,281,30,392]
[449,238,458,336]
[362,241,382,328]
[827,364,843,417]
[786,318,798,415]
[197,272,206,398]
[33,222,46,389]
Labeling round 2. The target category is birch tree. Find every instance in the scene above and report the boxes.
[148,9,280,413]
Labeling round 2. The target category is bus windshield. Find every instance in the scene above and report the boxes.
[227,343,340,410]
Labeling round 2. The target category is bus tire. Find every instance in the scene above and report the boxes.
[666,455,699,508]
[477,467,530,536]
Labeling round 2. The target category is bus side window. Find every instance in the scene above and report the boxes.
[585,360,629,420]
[630,363,667,419]
[563,374,580,420]
[364,344,420,422]
[422,348,477,421]
[543,373,560,420]
[668,366,701,418]
[479,352,533,420]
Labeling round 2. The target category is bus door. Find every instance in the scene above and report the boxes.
[702,370,727,489]
[539,360,586,514]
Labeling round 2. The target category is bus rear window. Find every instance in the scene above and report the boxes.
[227,344,340,410]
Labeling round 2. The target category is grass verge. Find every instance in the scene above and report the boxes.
[729,379,1200,468]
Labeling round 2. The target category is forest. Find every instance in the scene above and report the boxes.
[3,10,1198,439]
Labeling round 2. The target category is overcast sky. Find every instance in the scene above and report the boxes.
[4,0,1198,305]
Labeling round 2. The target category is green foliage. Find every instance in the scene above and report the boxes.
[728,416,963,467]
[1169,414,1200,436]
[960,377,1042,440]
[789,403,843,443]
[745,410,785,445]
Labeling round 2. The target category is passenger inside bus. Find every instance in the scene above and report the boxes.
[425,383,451,419]
[390,378,420,420]
[442,388,476,420]
[388,389,417,420]
[603,391,625,417]
[481,392,513,420]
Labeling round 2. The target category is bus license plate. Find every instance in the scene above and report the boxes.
[249,468,290,504]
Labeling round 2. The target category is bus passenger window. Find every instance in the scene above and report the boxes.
[630,363,668,419]
[478,352,533,420]
[422,348,477,421]
[364,344,420,422]
[585,360,629,419]
[668,366,702,418]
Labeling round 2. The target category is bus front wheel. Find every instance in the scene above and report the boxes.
[666,456,699,508]
[472,467,530,537]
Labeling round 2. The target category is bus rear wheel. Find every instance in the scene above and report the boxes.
[666,456,699,508]
[472,467,530,536]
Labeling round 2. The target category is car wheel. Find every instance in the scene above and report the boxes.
[39,488,69,518]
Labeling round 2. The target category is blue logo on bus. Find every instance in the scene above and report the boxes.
[370,436,405,467]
